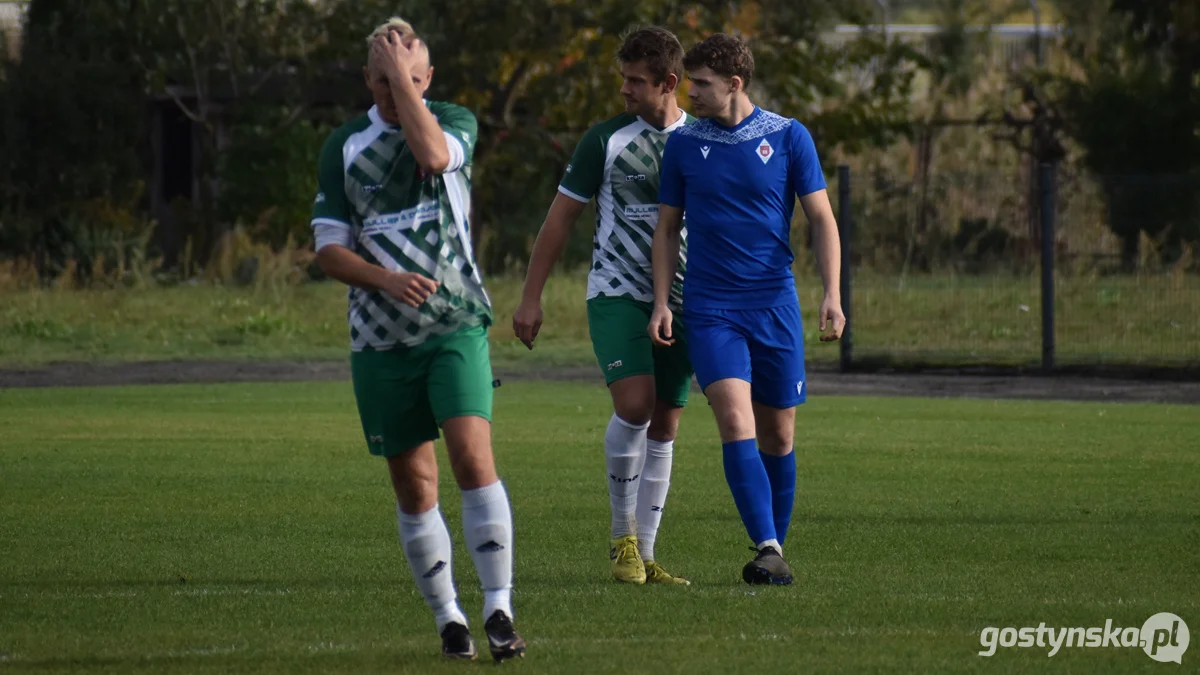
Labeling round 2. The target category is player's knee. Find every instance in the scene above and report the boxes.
[441,417,499,489]
[447,447,496,488]
[391,469,438,514]
[758,433,793,456]
[713,407,755,442]
[612,391,655,426]
[445,444,497,489]
[451,456,496,487]
[647,420,678,443]
[647,404,682,442]
[763,412,796,453]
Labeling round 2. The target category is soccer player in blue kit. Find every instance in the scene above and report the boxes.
[648,34,846,585]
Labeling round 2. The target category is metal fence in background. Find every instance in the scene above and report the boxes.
[834,164,1200,376]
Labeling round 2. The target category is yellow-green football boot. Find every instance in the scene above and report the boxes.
[609,535,646,584]
[644,560,691,586]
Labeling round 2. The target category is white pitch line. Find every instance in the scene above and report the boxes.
[7,586,1137,614]
[7,586,399,600]
[0,628,978,665]
[148,645,246,659]
[172,587,294,597]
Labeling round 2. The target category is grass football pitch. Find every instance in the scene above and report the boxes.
[1,380,1197,673]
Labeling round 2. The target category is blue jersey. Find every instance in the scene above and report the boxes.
[659,107,826,310]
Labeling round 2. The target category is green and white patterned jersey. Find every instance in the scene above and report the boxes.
[558,112,692,310]
[311,103,490,351]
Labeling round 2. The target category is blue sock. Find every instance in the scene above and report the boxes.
[722,439,776,546]
[760,450,796,546]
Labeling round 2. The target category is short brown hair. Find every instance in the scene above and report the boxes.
[617,27,684,85]
[683,33,755,89]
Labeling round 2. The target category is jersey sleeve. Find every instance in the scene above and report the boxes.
[658,133,685,209]
[433,103,478,173]
[312,130,354,251]
[557,126,606,203]
[789,121,827,197]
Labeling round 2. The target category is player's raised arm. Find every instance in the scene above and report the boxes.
[513,194,589,349]
[371,32,451,174]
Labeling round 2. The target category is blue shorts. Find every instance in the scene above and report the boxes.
[683,303,807,409]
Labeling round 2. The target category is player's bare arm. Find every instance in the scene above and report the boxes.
[648,204,684,347]
[798,190,846,342]
[513,194,589,349]
[371,33,451,174]
[316,245,439,308]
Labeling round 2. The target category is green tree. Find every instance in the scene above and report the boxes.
[135,0,326,261]
[0,0,147,277]
[314,0,923,272]
[1055,0,1200,265]
[2,0,935,278]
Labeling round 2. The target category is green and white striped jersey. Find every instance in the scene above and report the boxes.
[558,112,692,309]
[311,103,490,351]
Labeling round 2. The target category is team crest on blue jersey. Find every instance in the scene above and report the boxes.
[757,138,774,164]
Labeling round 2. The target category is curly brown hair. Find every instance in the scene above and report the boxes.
[617,27,684,85]
[683,33,754,89]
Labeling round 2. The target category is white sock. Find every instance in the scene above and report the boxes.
[461,481,514,621]
[635,439,674,562]
[396,504,467,632]
[757,538,783,555]
[605,414,648,539]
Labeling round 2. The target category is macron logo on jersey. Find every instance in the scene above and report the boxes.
[757,138,774,164]
[701,145,711,159]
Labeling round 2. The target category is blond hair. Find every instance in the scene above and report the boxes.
[367,17,415,44]
[365,16,430,67]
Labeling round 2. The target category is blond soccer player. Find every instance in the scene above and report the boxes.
[311,18,525,662]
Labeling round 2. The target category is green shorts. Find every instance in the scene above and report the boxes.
[586,295,693,407]
[350,325,493,457]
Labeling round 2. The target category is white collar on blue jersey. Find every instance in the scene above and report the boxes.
[713,106,761,131]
